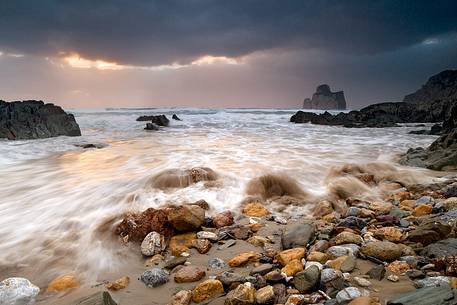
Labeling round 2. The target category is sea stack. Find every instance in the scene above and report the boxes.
[303,84,347,110]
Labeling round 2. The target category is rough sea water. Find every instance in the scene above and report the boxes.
[0,108,443,295]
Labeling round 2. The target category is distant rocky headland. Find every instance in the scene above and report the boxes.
[0,100,81,140]
[303,84,347,110]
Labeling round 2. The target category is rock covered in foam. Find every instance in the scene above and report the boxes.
[0,277,40,305]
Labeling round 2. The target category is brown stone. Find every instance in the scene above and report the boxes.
[169,290,192,305]
[169,233,196,256]
[335,231,363,245]
[225,282,256,305]
[276,248,305,266]
[105,276,130,291]
[369,202,393,214]
[115,208,173,242]
[373,227,403,242]
[307,251,330,264]
[348,296,373,305]
[386,261,410,274]
[192,239,212,254]
[229,251,262,267]
[247,236,270,247]
[192,279,224,303]
[313,200,334,217]
[212,210,234,228]
[412,204,433,217]
[174,266,206,283]
[255,285,275,304]
[360,241,403,261]
[281,259,303,276]
[145,254,164,267]
[47,274,79,292]
[168,205,205,232]
[400,200,416,210]
[243,202,270,217]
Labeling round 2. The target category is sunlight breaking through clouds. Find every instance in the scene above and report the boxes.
[61,53,242,71]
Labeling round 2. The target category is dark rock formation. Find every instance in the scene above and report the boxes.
[400,105,457,170]
[404,70,457,103]
[144,123,160,131]
[0,100,81,140]
[136,114,170,126]
[172,114,182,121]
[303,84,346,110]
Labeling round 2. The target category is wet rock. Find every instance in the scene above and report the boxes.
[192,239,212,254]
[172,114,182,121]
[313,200,334,217]
[168,205,205,232]
[0,277,40,305]
[415,276,450,288]
[245,274,267,290]
[387,275,399,282]
[140,268,169,288]
[264,270,286,283]
[217,239,237,250]
[370,201,393,214]
[366,264,386,280]
[105,276,130,291]
[145,122,160,130]
[115,207,173,242]
[255,285,275,304]
[328,255,357,272]
[212,211,234,228]
[292,265,320,293]
[169,233,196,256]
[74,291,117,305]
[327,245,359,258]
[208,257,226,269]
[272,284,287,304]
[307,251,330,263]
[337,217,367,230]
[243,202,270,217]
[353,277,371,287]
[141,231,166,256]
[251,264,275,276]
[164,256,187,269]
[281,221,315,249]
[335,231,363,245]
[412,204,433,217]
[191,279,225,303]
[225,282,256,305]
[219,225,253,240]
[374,227,403,242]
[169,290,192,305]
[247,236,270,247]
[348,296,373,305]
[421,238,457,258]
[408,220,451,246]
[387,286,457,305]
[320,268,344,291]
[406,270,426,280]
[310,240,329,253]
[47,274,79,292]
[137,114,169,126]
[197,231,218,241]
[0,100,81,140]
[285,294,306,305]
[336,287,369,303]
[229,251,262,267]
[276,248,306,266]
[386,261,410,274]
[444,197,457,210]
[174,266,206,283]
[217,271,245,289]
[281,259,303,276]
[361,241,403,261]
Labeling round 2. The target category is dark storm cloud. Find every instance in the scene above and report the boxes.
[1,0,456,65]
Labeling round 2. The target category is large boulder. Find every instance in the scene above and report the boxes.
[167,205,205,232]
[0,100,81,140]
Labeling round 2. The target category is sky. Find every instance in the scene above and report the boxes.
[0,1,456,109]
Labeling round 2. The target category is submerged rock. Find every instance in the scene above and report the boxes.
[75,291,118,305]
[47,274,79,292]
[172,114,182,121]
[0,277,40,305]
[105,276,130,291]
[136,114,170,126]
[145,122,160,130]
[140,268,169,288]
[0,100,81,140]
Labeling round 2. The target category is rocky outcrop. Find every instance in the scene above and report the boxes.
[403,70,457,103]
[303,84,347,110]
[0,100,81,140]
[136,114,169,126]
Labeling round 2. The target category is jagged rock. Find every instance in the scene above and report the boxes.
[302,84,347,110]
[0,100,81,140]
[403,70,457,103]
[169,290,192,305]
[0,277,40,305]
[191,279,224,303]
[136,114,170,126]
[292,265,320,293]
[140,268,169,287]
[172,114,182,121]
[75,291,118,305]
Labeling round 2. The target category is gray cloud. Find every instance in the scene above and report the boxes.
[1,0,456,65]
